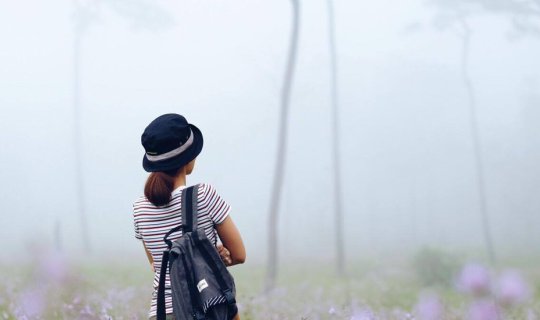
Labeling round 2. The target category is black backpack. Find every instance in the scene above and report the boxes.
[157,184,238,320]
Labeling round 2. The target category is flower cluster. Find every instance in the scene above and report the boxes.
[413,263,532,320]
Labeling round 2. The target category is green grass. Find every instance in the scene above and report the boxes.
[0,254,539,319]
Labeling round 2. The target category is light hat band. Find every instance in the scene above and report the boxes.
[145,129,194,162]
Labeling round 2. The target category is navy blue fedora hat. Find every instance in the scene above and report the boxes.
[141,113,204,172]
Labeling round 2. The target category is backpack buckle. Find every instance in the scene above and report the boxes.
[222,289,236,304]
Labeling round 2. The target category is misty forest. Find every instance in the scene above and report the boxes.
[1,0,539,319]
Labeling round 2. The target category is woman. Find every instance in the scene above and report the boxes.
[133,113,246,320]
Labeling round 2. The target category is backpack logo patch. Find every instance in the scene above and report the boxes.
[197,279,209,292]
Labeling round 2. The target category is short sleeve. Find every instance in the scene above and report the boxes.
[134,220,143,240]
[201,184,231,225]
[133,204,143,241]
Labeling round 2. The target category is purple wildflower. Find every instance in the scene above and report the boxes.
[468,300,500,320]
[495,270,530,306]
[457,263,491,296]
[350,308,375,320]
[37,250,68,283]
[18,288,45,318]
[415,293,443,320]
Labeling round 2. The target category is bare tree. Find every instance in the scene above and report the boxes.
[470,0,540,37]
[265,0,301,292]
[71,0,172,251]
[72,0,98,252]
[326,0,346,277]
[428,0,496,264]
[457,15,497,265]
[426,0,540,265]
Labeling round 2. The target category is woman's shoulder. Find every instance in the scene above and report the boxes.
[133,195,150,208]
[196,182,211,192]
[164,183,216,202]
[195,183,231,223]
[132,195,153,220]
[195,183,221,199]
[193,182,227,202]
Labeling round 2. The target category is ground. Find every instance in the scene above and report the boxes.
[1,251,538,319]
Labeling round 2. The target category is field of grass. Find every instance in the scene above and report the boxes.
[0,250,539,319]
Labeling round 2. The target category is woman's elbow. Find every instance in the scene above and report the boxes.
[232,251,246,265]
[237,255,246,264]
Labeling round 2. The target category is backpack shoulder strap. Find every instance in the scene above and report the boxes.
[156,250,170,320]
[191,184,200,229]
[182,184,200,232]
[163,185,198,248]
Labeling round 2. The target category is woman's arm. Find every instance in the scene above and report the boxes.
[216,216,246,266]
[143,241,155,272]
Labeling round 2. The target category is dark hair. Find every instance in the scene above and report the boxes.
[144,169,179,206]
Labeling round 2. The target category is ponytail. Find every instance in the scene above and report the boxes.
[144,170,178,206]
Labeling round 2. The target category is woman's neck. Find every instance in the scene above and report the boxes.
[173,171,187,190]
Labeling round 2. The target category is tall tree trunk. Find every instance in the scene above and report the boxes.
[459,18,495,265]
[326,0,345,277]
[265,0,300,292]
[73,2,91,252]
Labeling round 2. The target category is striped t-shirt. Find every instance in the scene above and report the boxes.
[132,183,231,319]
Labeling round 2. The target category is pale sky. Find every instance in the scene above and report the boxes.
[1,0,539,264]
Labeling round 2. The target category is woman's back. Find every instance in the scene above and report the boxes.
[133,183,231,318]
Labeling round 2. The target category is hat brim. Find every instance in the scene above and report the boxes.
[142,124,204,172]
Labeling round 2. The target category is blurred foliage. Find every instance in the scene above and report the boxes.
[2,256,539,319]
[428,0,540,38]
[412,247,461,287]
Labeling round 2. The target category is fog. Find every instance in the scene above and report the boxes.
[1,0,539,266]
